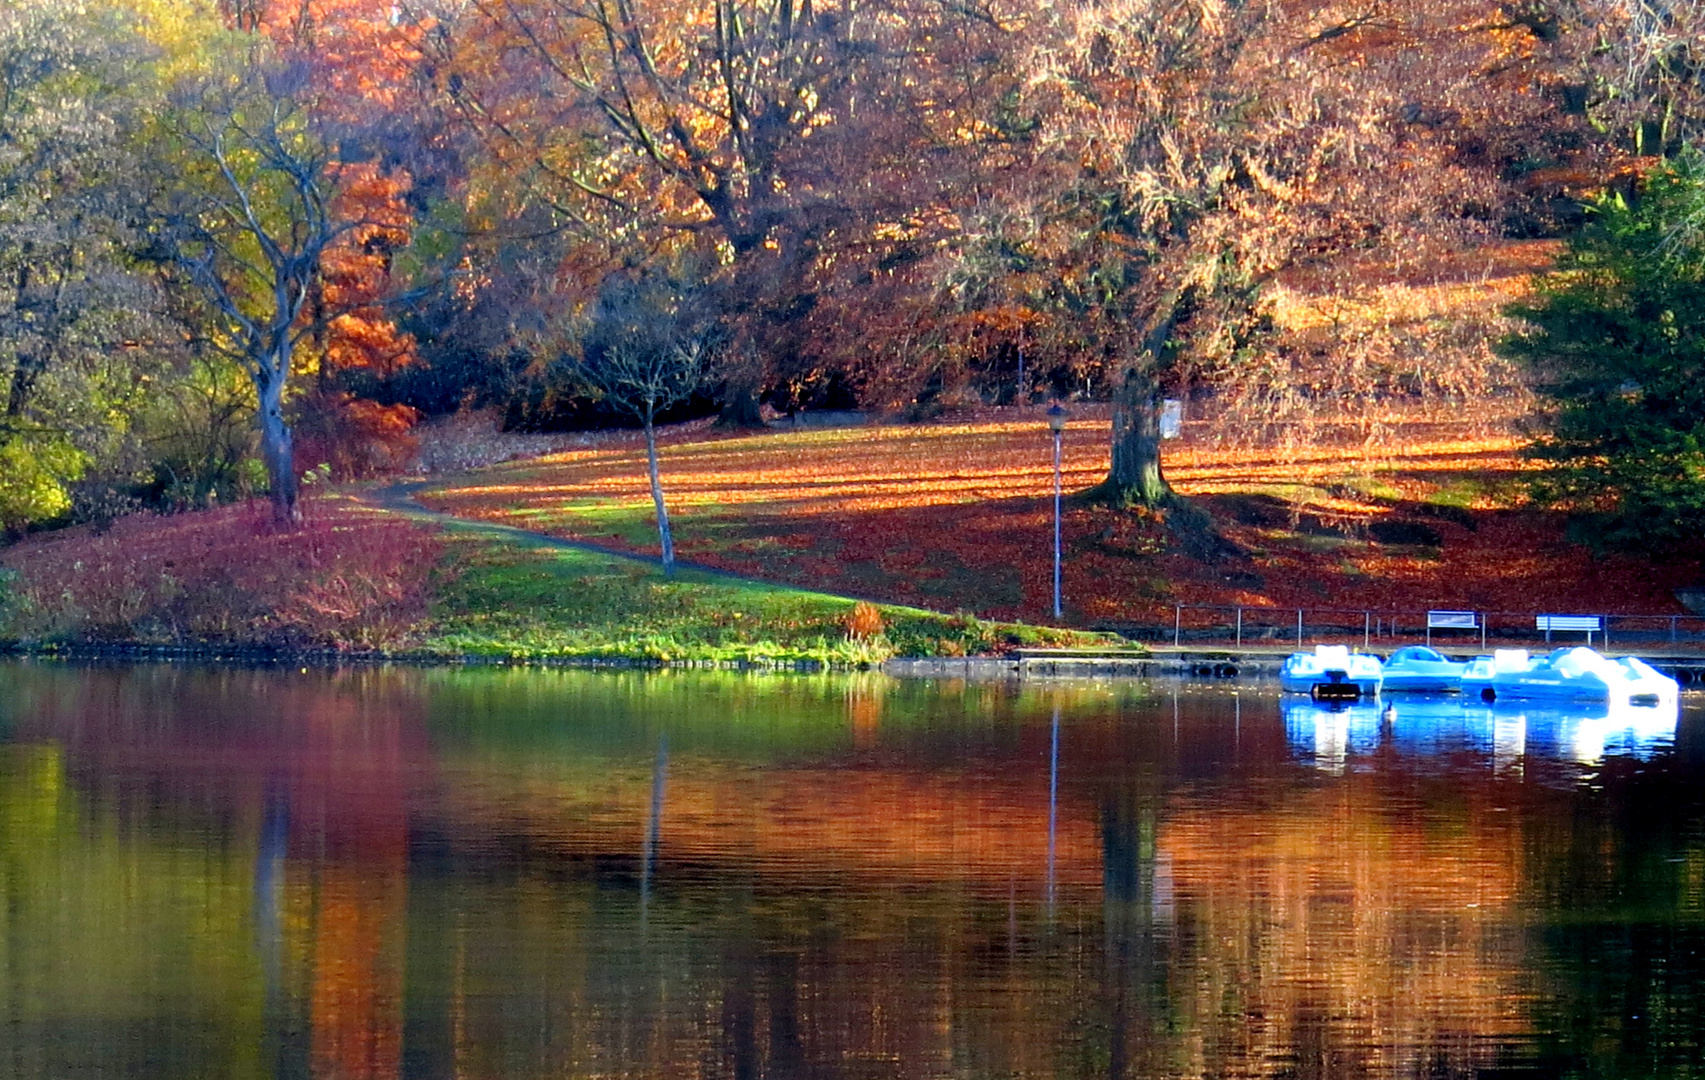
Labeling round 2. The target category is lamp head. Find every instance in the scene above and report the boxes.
[1046,403,1068,434]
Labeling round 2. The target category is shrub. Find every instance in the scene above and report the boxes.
[844,601,884,640]
[0,496,444,650]
[0,434,88,535]
[291,391,421,482]
[883,609,1001,657]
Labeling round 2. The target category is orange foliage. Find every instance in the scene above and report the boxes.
[295,393,421,482]
[319,162,417,379]
[230,0,428,110]
[845,601,884,640]
[302,163,421,478]
[223,0,426,472]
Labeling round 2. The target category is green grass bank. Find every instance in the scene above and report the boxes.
[0,496,1118,666]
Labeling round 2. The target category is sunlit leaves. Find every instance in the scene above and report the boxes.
[0,433,89,533]
[0,0,183,531]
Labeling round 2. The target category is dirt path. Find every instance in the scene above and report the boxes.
[362,480,896,606]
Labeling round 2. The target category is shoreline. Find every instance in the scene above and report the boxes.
[7,641,1704,687]
[0,640,868,672]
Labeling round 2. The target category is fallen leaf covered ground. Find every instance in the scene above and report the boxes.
[416,405,1705,633]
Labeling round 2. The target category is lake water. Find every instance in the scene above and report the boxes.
[0,662,1701,1080]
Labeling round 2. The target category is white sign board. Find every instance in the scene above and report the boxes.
[1160,399,1183,439]
[1427,610,1479,629]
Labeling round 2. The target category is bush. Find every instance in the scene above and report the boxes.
[290,391,421,482]
[0,434,88,536]
[844,601,884,640]
[0,496,444,650]
[883,610,997,657]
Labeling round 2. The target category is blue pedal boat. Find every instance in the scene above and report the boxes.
[1380,645,1469,693]
[1279,645,1383,701]
[1464,646,1678,706]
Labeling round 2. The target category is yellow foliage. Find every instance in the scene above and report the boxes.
[0,435,88,532]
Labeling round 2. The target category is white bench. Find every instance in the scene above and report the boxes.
[1537,614,1602,644]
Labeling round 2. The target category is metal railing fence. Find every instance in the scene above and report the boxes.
[1113,604,1705,654]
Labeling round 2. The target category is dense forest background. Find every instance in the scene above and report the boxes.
[2,0,1701,533]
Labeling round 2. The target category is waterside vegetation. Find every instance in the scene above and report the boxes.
[0,495,1113,664]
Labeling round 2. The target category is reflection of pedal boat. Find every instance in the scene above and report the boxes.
[1462,647,1678,705]
[1278,645,1383,700]
[1283,695,1678,766]
[1381,645,1469,693]
[1284,697,1494,761]
[1519,698,1680,763]
[1281,699,1383,770]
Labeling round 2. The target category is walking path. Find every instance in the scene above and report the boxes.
[361,480,902,607]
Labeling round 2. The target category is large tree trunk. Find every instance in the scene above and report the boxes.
[643,415,676,571]
[1096,366,1173,508]
[1093,288,1186,508]
[257,367,299,525]
[716,352,767,428]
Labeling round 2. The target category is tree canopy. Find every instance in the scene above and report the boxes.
[0,0,1696,534]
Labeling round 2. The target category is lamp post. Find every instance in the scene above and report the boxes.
[1048,403,1068,620]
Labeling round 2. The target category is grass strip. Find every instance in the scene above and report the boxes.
[421,532,1117,665]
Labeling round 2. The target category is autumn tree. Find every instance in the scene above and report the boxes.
[570,270,714,571]
[912,0,1607,509]
[0,0,173,533]
[431,0,1020,421]
[156,59,398,523]
[226,0,445,479]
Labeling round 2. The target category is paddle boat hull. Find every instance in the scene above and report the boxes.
[1380,645,1469,693]
[1467,647,1678,706]
[1279,645,1383,701]
[1462,649,1527,701]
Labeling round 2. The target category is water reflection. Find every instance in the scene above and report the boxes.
[1285,696,1681,770]
[0,664,1701,1079]
[640,733,668,926]
[1046,705,1059,914]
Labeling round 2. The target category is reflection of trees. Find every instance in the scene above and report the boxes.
[9,663,1705,1079]
[1155,775,1531,1077]
[0,744,268,1079]
[305,862,405,1080]
[2,665,422,1080]
[1099,785,1170,1080]
[1520,754,1705,1078]
[438,757,1105,892]
[295,679,411,1080]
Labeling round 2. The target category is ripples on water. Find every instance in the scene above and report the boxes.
[0,662,1701,1079]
